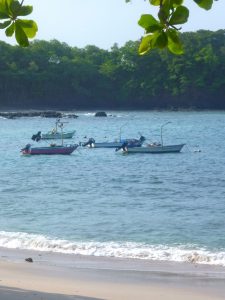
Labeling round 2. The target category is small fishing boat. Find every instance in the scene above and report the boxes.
[118,143,185,154]
[42,130,75,140]
[21,143,78,155]
[116,122,186,154]
[23,121,78,155]
[36,119,75,140]
[82,136,146,149]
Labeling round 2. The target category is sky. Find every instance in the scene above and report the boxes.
[0,0,224,49]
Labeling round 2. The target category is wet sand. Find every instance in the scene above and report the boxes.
[0,247,225,300]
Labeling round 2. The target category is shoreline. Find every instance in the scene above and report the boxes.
[1,247,225,299]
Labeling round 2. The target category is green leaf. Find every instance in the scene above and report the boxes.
[16,19,38,38]
[158,0,172,24]
[172,0,183,7]
[148,31,166,49]
[15,20,29,46]
[193,0,213,10]
[5,0,13,16]
[138,14,163,33]
[0,0,11,19]
[158,7,169,23]
[5,21,14,36]
[169,6,189,25]
[167,29,183,54]
[10,0,21,17]
[17,5,33,16]
[0,19,10,28]
[139,34,154,55]
[155,31,168,49]
[149,0,161,6]
[0,11,10,20]
[163,0,173,11]
[0,12,9,19]
[150,0,170,6]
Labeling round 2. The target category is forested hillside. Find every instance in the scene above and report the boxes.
[0,30,224,110]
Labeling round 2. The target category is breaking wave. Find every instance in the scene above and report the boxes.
[0,231,225,266]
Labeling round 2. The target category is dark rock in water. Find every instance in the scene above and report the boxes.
[0,111,80,119]
[95,111,107,117]
[25,257,33,263]
[0,111,61,119]
[40,111,62,118]
[63,113,79,118]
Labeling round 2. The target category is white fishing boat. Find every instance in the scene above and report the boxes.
[41,130,75,140]
[24,121,78,155]
[32,119,75,140]
[121,143,185,154]
[117,122,185,154]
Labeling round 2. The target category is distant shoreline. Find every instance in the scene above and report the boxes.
[1,108,225,118]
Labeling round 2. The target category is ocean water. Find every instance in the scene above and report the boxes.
[0,111,225,266]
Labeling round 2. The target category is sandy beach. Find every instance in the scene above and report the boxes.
[0,248,225,300]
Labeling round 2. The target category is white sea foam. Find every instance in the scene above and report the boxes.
[83,113,96,117]
[0,231,225,266]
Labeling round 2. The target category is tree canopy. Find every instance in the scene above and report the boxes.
[0,30,224,110]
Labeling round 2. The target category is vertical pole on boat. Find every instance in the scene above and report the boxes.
[56,118,59,132]
[160,122,171,146]
[60,122,64,146]
[119,121,129,141]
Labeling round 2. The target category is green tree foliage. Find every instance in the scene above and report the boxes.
[126,0,215,55]
[0,30,224,110]
[0,0,37,46]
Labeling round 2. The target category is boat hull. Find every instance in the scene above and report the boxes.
[41,131,75,140]
[92,142,123,148]
[125,144,185,154]
[85,139,144,149]
[21,144,78,155]
[89,141,144,148]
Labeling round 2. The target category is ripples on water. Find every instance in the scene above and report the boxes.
[0,111,225,265]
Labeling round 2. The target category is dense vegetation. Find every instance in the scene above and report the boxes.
[0,29,225,110]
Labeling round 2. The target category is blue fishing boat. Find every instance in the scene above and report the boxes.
[82,136,146,148]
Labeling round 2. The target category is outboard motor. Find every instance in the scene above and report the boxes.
[139,135,146,143]
[82,138,95,147]
[115,141,128,152]
[21,144,31,154]
[31,131,41,142]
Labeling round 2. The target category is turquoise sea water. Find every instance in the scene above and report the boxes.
[0,111,225,265]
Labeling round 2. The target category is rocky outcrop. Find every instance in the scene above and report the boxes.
[95,111,107,117]
[25,257,33,263]
[0,111,78,119]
